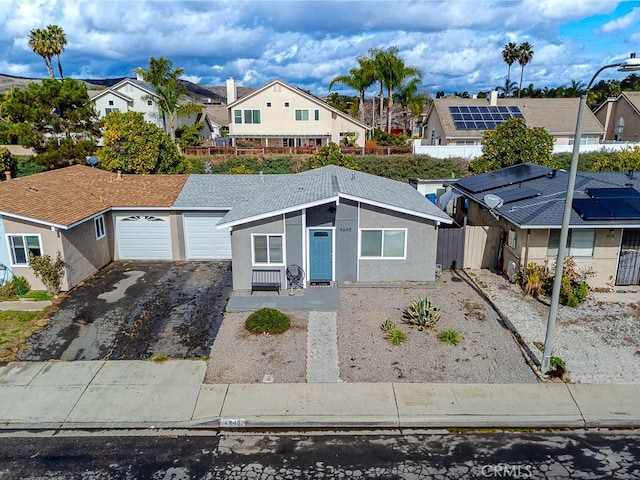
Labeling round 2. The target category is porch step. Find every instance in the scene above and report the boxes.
[306,311,340,383]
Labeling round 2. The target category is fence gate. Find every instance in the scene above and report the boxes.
[437,225,465,270]
[616,229,640,286]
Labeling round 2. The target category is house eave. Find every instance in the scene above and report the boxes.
[339,193,453,224]
[0,211,70,230]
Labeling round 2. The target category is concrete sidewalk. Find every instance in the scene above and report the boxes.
[1,360,639,430]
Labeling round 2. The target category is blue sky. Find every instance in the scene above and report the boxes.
[1,0,639,97]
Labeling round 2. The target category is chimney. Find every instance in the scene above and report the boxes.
[489,90,498,106]
[226,77,237,104]
[4,171,10,180]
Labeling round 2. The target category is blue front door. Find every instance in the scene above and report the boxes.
[309,229,333,282]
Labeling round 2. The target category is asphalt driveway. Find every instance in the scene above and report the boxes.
[18,261,232,361]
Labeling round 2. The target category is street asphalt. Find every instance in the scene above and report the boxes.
[1,360,639,431]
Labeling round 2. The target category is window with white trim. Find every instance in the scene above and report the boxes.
[105,107,119,114]
[295,109,309,121]
[547,229,595,257]
[252,234,284,265]
[94,215,106,240]
[7,234,42,266]
[360,229,406,258]
[233,109,261,124]
[314,109,320,121]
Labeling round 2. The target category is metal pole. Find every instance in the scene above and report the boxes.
[540,63,620,374]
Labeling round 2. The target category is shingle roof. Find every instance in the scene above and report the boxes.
[0,166,188,228]
[450,163,640,228]
[187,165,454,227]
[432,97,604,140]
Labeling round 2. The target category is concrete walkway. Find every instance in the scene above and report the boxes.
[306,312,340,383]
[0,300,52,311]
[1,360,640,430]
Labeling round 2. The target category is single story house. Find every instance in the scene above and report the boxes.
[594,91,640,143]
[421,91,605,146]
[0,165,451,292]
[446,162,640,288]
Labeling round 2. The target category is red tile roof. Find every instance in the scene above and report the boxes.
[0,165,188,228]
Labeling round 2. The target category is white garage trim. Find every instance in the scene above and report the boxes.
[183,213,232,259]
[116,214,173,260]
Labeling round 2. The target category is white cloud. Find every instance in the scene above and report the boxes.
[598,6,640,34]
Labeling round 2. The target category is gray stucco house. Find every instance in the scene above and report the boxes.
[0,165,451,292]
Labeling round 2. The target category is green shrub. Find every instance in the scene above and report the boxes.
[549,356,567,378]
[0,276,31,299]
[380,319,407,345]
[29,252,65,295]
[245,308,291,334]
[403,297,440,331]
[437,328,463,346]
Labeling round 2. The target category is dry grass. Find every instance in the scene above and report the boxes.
[0,311,48,363]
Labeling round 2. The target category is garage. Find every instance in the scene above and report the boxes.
[115,214,173,260]
[183,213,232,259]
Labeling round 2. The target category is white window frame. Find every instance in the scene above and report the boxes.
[359,228,407,260]
[507,229,517,249]
[251,234,285,266]
[94,215,106,240]
[547,229,595,258]
[233,109,261,124]
[295,109,310,121]
[6,233,43,267]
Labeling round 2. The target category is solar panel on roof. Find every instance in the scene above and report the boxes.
[497,187,541,203]
[573,197,640,220]
[455,163,552,193]
[586,187,640,199]
[449,105,526,130]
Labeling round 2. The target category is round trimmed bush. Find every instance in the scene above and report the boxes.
[245,308,291,334]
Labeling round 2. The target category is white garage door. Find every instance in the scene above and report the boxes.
[116,214,173,260]
[184,214,232,259]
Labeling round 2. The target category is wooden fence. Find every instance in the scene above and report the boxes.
[184,146,412,156]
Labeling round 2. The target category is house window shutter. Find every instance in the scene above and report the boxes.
[569,229,595,257]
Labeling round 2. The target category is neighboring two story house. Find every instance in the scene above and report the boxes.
[594,91,640,143]
[421,91,605,146]
[226,78,369,148]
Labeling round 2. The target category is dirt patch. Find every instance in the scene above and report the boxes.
[205,311,307,383]
[18,261,232,361]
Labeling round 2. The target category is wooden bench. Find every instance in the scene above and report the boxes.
[251,269,281,294]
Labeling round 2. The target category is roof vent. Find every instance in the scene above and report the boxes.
[547,169,557,179]
[28,186,38,193]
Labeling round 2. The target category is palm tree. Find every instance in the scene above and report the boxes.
[47,25,67,79]
[28,28,55,78]
[516,42,534,98]
[135,57,186,143]
[563,80,586,98]
[329,56,376,125]
[397,78,429,135]
[496,78,518,97]
[518,83,543,98]
[370,46,422,132]
[502,41,519,88]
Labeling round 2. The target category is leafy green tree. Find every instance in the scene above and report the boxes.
[176,122,204,149]
[307,142,360,170]
[516,42,534,98]
[0,78,101,169]
[502,41,519,91]
[592,145,640,172]
[134,57,200,144]
[329,56,376,124]
[469,118,553,173]
[98,111,185,174]
[0,147,16,180]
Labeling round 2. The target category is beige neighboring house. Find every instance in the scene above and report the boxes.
[226,78,369,148]
[422,91,604,146]
[594,91,640,143]
[90,77,165,129]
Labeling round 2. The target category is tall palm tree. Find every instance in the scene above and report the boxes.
[28,28,55,78]
[370,46,422,132]
[47,25,67,79]
[397,78,428,135]
[516,42,534,98]
[135,57,186,143]
[502,41,519,88]
[329,56,376,125]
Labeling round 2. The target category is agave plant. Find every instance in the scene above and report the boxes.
[403,296,440,331]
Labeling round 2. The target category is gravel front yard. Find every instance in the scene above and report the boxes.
[471,269,640,384]
[205,271,538,384]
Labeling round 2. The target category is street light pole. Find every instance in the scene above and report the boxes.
[541,54,640,374]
